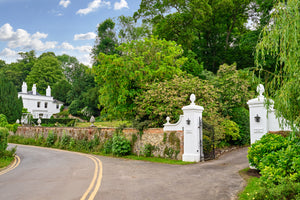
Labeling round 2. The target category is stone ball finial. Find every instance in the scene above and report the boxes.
[190,94,196,105]
[257,84,265,97]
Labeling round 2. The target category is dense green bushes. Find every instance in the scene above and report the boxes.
[247,133,300,199]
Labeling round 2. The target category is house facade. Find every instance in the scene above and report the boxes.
[18,82,63,119]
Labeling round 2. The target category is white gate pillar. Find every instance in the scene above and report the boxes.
[164,94,204,162]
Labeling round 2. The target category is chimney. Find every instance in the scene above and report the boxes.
[22,82,27,93]
[46,85,51,97]
[32,84,37,95]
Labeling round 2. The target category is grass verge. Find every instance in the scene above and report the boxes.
[92,152,195,165]
[75,121,132,128]
[238,167,260,200]
[0,156,14,169]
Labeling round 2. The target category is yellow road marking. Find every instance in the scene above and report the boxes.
[80,156,99,200]
[8,144,103,200]
[0,155,21,176]
[88,156,103,200]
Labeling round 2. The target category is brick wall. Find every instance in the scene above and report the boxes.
[15,126,183,160]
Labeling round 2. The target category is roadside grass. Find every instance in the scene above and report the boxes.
[0,156,14,169]
[92,152,195,165]
[238,168,260,200]
[75,121,132,128]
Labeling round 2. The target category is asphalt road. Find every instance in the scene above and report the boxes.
[0,145,249,200]
[96,147,249,200]
[0,144,102,200]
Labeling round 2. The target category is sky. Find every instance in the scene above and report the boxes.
[0,0,140,66]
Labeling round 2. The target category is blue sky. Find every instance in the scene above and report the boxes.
[0,0,140,65]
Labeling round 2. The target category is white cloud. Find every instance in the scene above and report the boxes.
[76,0,111,15]
[74,32,96,40]
[114,0,128,10]
[59,0,71,8]
[60,42,92,53]
[0,23,57,51]
[0,48,21,63]
[0,23,15,41]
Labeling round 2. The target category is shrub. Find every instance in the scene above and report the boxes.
[103,138,113,154]
[112,134,131,156]
[229,107,250,145]
[221,119,240,145]
[0,114,9,127]
[60,133,71,149]
[46,131,57,147]
[0,127,9,155]
[248,133,288,168]
[249,181,300,200]
[143,143,156,157]
[259,140,300,184]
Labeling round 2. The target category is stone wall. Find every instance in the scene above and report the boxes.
[14,126,183,160]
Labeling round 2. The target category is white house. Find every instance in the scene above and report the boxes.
[18,82,63,119]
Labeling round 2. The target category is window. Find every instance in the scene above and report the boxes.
[56,104,59,109]
[39,114,43,118]
[44,102,48,108]
[37,102,40,108]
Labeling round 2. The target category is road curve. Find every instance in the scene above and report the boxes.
[0,144,102,200]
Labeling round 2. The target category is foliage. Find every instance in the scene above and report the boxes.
[255,0,300,134]
[259,141,300,184]
[134,75,224,140]
[214,63,255,117]
[46,131,57,147]
[247,133,288,168]
[93,36,186,119]
[134,0,253,72]
[142,143,156,157]
[91,18,119,65]
[0,127,9,155]
[230,107,250,145]
[0,114,9,127]
[31,118,75,127]
[247,181,300,200]
[117,15,151,43]
[52,79,71,103]
[0,76,23,123]
[68,100,83,116]
[111,134,131,156]
[60,133,71,149]
[103,138,113,154]
[26,54,64,94]
[221,119,240,145]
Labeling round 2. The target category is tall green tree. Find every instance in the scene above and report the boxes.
[0,75,23,123]
[255,0,300,133]
[117,15,151,43]
[26,53,64,94]
[91,18,119,65]
[134,0,253,73]
[93,36,187,119]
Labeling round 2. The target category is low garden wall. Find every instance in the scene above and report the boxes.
[14,126,183,160]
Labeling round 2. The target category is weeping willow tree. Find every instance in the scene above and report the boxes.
[255,0,300,135]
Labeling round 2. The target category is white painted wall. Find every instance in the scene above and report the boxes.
[18,82,63,119]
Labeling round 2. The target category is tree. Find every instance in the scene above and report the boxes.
[0,75,23,123]
[91,18,119,65]
[117,15,151,43]
[52,79,72,103]
[93,36,187,119]
[255,0,300,133]
[26,54,64,94]
[134,0,253,73]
